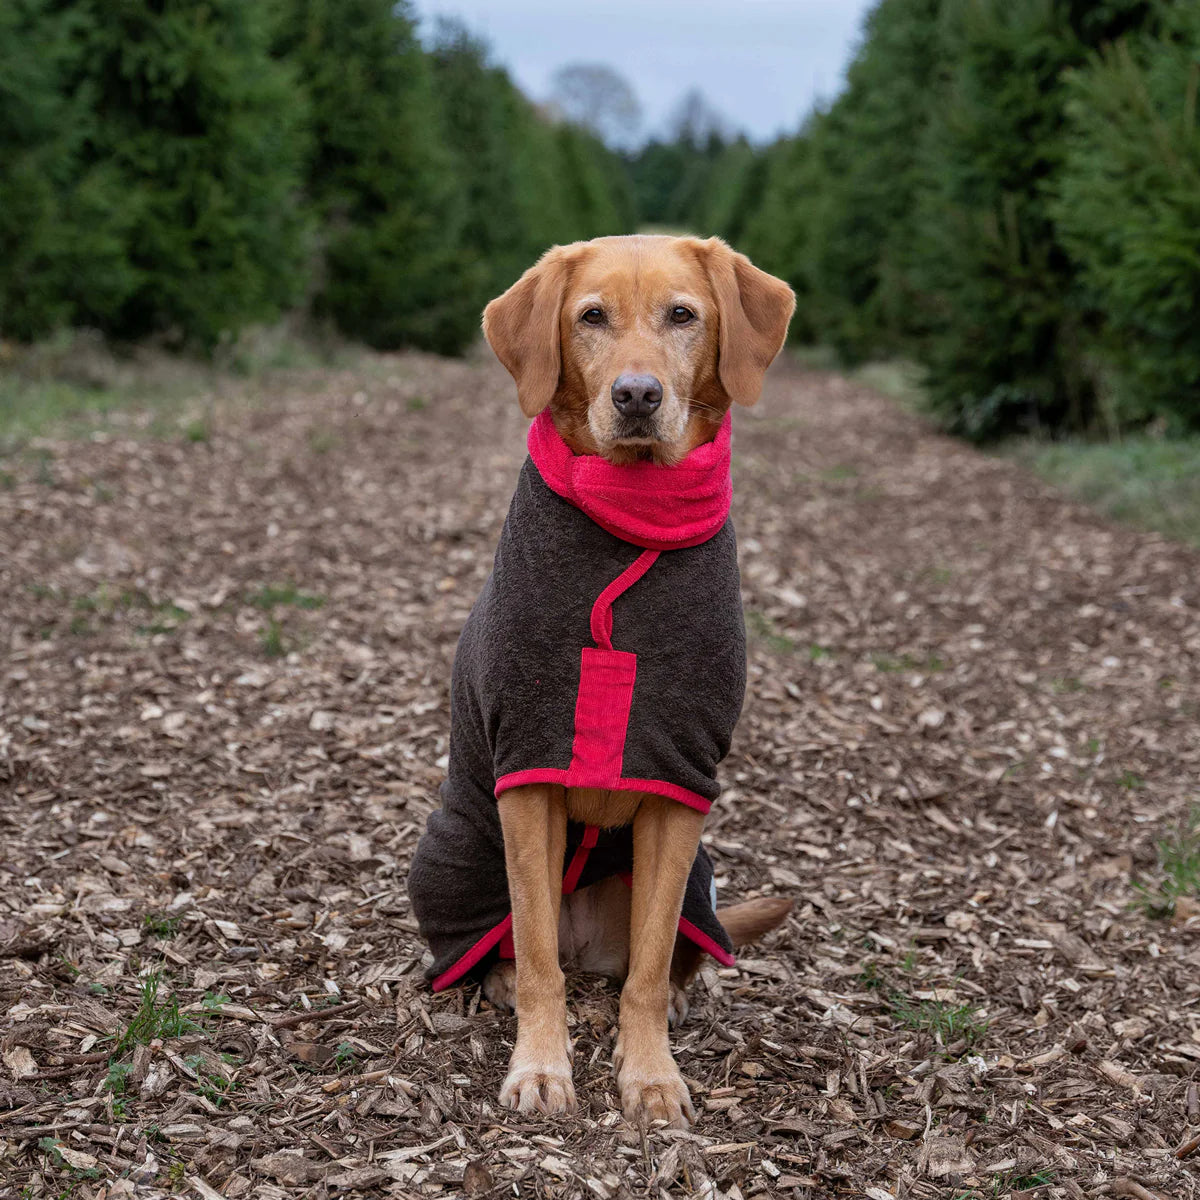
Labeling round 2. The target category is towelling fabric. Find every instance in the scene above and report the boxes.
[409,412,745,990]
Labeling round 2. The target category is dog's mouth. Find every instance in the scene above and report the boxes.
[611,415,662,445]
[606,424,689,465]
[588,394,687,463]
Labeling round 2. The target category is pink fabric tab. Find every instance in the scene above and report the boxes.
[589,549,659,649]
[568,648,637,787]
[562,824,600,894]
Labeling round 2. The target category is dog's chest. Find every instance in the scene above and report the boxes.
[565,786,643,828]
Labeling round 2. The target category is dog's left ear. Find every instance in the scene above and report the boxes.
[482,245,572,418]
[703,239,796,408]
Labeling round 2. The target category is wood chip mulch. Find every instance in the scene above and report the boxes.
[1,351,1198,1199]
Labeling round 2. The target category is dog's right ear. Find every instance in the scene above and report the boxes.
[483,246,571,418]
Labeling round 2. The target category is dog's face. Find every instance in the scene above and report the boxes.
[483,236,795,465]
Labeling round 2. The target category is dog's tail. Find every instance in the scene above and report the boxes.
[718,895,793,947]
[671,895,792,987]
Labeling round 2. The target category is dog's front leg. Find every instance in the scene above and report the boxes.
[497,783,573,1114]
[615,794,705,1127]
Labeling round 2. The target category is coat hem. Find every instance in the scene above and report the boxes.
[430,908,735,993]
[494,768,713,814]
[430,913,512,992]
[677,916,736,967]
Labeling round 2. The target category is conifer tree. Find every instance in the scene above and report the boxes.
[627,139,695,226]
[1053,6,1200,431]
[0,0,108,338]
[552,124,631,238]
[734,131,828,345]
[428,21,534,302]
[3,0,308,346]
[678,0,1194,437]
[275,0,478,353]
[429,20,633,306]
[67,0,311,346]
[909,0,1168,436]
[802,0,944,362]
[691,137,761,244]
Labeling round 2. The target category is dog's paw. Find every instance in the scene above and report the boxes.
[482,960,516,1012]
[616,1060,695,1128]
[613,1038,695,1128]
[667,980,689,1028]
[499,1056,576,1116]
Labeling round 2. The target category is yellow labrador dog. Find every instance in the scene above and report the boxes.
[409,235,794,1127]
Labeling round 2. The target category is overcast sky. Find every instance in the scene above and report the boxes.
[412,0,877,144]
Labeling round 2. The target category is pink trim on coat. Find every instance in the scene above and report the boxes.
[495,768,713,815]
[431,913,513,992]
[677,915,737,967]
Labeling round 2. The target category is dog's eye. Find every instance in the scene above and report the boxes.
[670,306,696,325]
[580,308,605,326]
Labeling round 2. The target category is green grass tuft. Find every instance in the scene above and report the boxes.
[306,427,340,454]
[857,961,886,992]
[195,1073,240,1107]
[115,972,201,1056]
[1,326,361,451]
[888,992,987,1050]
[921,565,955,585]
[261,618,287,658]
[40,586,190,639]
[38,1136,102,1183]
[105,1061,132,1092]
[1048,675,1085,693]
[992,1168,1056,1195]
[246,583,324,611]
[1135,805,1200,919]
[1,377,124,441]
[182,416,211,443]
[823,463,859,481]
[143,913,181,938]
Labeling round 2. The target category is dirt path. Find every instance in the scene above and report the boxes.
[2,353,1198,1199]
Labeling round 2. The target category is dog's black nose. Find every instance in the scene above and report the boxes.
[611,373,663,417]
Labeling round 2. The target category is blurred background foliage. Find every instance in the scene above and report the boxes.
[1,0,1198,445]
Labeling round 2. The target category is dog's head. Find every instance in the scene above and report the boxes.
[483,235,795,465]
